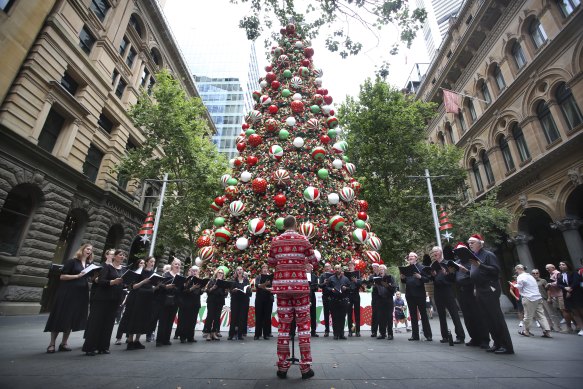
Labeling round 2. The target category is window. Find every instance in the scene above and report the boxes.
[471,160,484,193]
[446,125,455,144]
[97,112,114,134]
[459,112,468,133]
[38,109,66,153]
[90,0,110,22]
[512,42,526,70]
[140,68,150,87]
[481,150,495,185]
[499,136,515,171]
[82,144,104,183]
[112,69,119,86]
[481,82,492,104]
[529,19,547,49]
[468,100,477,122]
[537,101,561,144]
[115,77,127,98]
[147,77,155,95]
[557,0,580,17]
[0,186,36,256]
[511,124,531,162]
[556,82,583,130]
[494,65,506,91]
[126,47,137,68]
[151,49,161,66]
[129,14,143,37]
[79,26,96,54]
[437,132,445,146]
[60,72,79,95]
[1,0,15,13]
[119,36,129,55]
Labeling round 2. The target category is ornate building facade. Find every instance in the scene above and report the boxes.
[0,0,214,315]
[416,0,583,275]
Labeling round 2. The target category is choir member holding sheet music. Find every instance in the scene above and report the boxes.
[45,243,96,354]
[318,262,333,337]
[125,256,157,350]
[326,265,351,340]
[175,265,204,343]
[345,260,362,337]
[254,264,274,340]
[400,252,433,342]
[203,267,229,341]
[229,266,252,340]
[306,263,319,337]
[82,249,126,356]
[114,259,144,346]
[367,263,381,337]
[154,258,182,347]
[374,264,396,340]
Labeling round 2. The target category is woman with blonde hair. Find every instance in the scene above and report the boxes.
[203,267,229,341]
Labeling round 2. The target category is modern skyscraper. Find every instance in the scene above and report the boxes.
[417,0,464,61]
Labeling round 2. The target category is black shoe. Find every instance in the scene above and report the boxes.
[237,336,244,340]
[339,336,347,340]
[486,346,498,352]
[494,347,514,355]
[98,349,110,354]
[408,337,420,341]
[254,336,260,340]
[387,335,393,340]
[301,369,315,380]
[480,343,490,349]
[324,332,329,337]
[180,338,186,344]
[348,332,353,337]
[453,339,464,344]
[85,351,96,356]
[127,342,136,350]
[465,341,479,347]
[156,342,163,347]
[269,334,273,337]
[311,333,319,337]
[277,371,287,379]
[134,341,146,349]
[162,342,172,346]
[356,332,361,337]
[227,337,234,340]
[333,336,339,340]
[370,333,377,337]
[377,335,386,339]
[440,339,449,343]
[263,336,269,340]
[425,337,433,341]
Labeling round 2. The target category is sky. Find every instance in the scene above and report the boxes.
[162,0,429,104]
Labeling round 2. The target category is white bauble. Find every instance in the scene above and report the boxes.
[328,192,340,204]
[293,137,304,148]
[321,105,331,114]
[332,159,343,169]
[315,78,323,87]
[235,237,249,250]
[292,93,302,101]
[285,116,296,127]
[229,158,236,168]
[194,257,202,266]
[240,171,252,182]
[260,80,268,89]
[314,250,321,260]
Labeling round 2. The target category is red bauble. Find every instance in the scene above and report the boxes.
[353,259,366,272]
[357,212,368,221]
[268,105,278,114]
[313,94,324,105]
[265,65,273,72]
[324,95,333,105]
[286,24,296,35]
[290,100,304,113]
[247,155,258,166]
[265,72,276,83]
[242,123,249,130]
[320,135,331,144]
[274,193,287,208]
[215,196,226,206]
[304,47,314,58]
[236,142,246,152]
[234,157,244,167]
[265,118,278,132]
[271,80,280,90]
[248,134,263,147]
[196,235,211,248]
[358,200,369,211]
[301,59,311,66]
[252,178,268,194]
[279,28,286,35]
[329,109,335,116]
[316,88,326,95]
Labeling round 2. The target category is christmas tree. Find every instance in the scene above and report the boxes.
[197,23,382,276]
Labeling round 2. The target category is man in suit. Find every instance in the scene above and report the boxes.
[400,252,432,341]
[346,260,362,337]
[306,263,319,337]
[318,262,333,337]
[368,263,381,337]
[326,265,351,340]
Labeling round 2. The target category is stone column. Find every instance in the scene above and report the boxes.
[551,219,583,268]
[513,234,535,271]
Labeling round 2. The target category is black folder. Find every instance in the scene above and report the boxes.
[430,261,445,273]
[372,276,384,284]
[259,274,273,284]
[399,265,418,277]
[121,269,142,284]
[215,279,233,289]
[190,276,210,288]
[172,274,187,289]
[445,260,460,271]
[148,273,164,286]
[453,246,482,263]
[344,271,360,279]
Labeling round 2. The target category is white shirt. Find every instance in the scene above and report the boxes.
[516,273,542,301]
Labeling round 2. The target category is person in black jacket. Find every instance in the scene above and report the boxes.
[400,252,433,341]
[306,263,319,337]
[154,258,181,347]
[255,263,274,340]
[229,266,251,340]
[375,265,396,340]
[204,267,228,341]
[82,249,126,356]
[318,262,333,336]
[467,234,514,354]
[126,256,156,350]
[346,260,362,337]
[367,263,381,337]
[326,265,351,340]
[176,265,203,343]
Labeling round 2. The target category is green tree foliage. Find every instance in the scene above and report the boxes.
[116,69,228,252]
[233,0,426,59]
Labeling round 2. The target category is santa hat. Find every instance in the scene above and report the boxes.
[408,252,418,258]
[468,234,484,244]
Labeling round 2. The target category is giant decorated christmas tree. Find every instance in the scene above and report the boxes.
[197,23,382,276]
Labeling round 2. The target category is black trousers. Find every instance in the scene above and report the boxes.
[229,295,249,338]
[377,297,394,336]
[434,288,465,340]
[322,295,331,332]
[176,298,200,341]
[371,296,378,334]
[310,292,317,334]
[156,303,179,344]
[205,301,223,333]
[347,293,360,333]
[407,294,432,339]
[330,298,348,337]
[476,285,513,352]
[82,299,118,352]
[255,296,272,337]
[458,285,490,345]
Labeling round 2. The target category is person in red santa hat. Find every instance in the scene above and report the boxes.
[467,233,514,354]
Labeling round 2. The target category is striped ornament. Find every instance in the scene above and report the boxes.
[365,250,382,264]
[245,110,262,124]
[269,145,283,160]
[344,163,356,176]
[299,222,316,239]
[229,201,245,217]
[311,147,327,161]
[327,116,339,128]
[305,118,320,131]
[220,174,231,187]
[339,187,355,202]
[352,228,369,244]
[198,246,215,261]
[290,76,303,89]
[224,185,239,200]
[303,186,320,202]
[332,141,348,154]
[248,218,266,235]
[210,201,221,212]
[328,215,345,232]
[215,228,232,243]
[367,235,382,252]
[272,169,290,186]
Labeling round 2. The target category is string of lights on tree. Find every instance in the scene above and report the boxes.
[196,23,382,276]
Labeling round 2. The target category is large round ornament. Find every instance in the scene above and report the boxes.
[358,200,369,212]
[275,217,285,230]
[260,95,272,106]
[283,69,292,78]
[268,105,278,114]
[310,105,321,114]
[317,169,329,179]
[248,134,262,147]
[273,47,284,57]
[259,80,268,89]
[252,91,261,101]
[277,54,290,68]
[327,129,337,138]
[225,185,238,200]
[274,193,287,208]
[365,250,382,264]
[367,235,382,251]
[352,228,369,244]
[290,76,303,89]
[324,95,333,105]
[215,227,232,243]
[290,100,304,113]
[229,201,245,217]
[303,186,320,202]
[293,137,304,148]
[340,187,355,202]
[213,217,225,227]
[246,155,258,166]
[357,212,368,221]
[279,129,289,140]
[269,145,283,160]
[281,88,291,97]
[353,259,366,272]
[194,257,203,266]
[344,163,356,176]
[240,171,252,182]
[298,66,310,77]
[201,228,213,236]
[333,141,348,154]
[252,177,267,194]
[215,196,226,206]
[327,116,339,128]
[248,218,266,235]
[328,192,339,205]
[210,201,221,212]
[354,219,366,229]
[235,237,249,250]
[312,68,323,77]
[328,215,345,232]
[350,181,362,192]
[265,72,276,83]
[332,159,343,169]
[305,118,319,131]
[304,47,315,58]
[299,222,316,239]
[236,142,246,152]
[226,177,238,186]
[272,169,290,186]
[285,117,296,127]
[292,93,302,100]
[320,134,331,144]
[198,246,214,261]
[311,147,326,161]
[221,174,231,187]
[245,110,262,124]
[196,235,211,248]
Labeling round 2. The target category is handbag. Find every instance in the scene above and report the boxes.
[164,294,176,307]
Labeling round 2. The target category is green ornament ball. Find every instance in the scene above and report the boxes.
[245,129,256,136]
[317,169,329,179]
[214,217,225,227]
[327,129,337,138]
[226,177,238,186]
[355,220,366,229]
[218,265,229,276]
[281,89,291,97]
[283,69,292,78]
[310,105,321,114]
[342,155,350,162]
[279,129,289,140]
[275,217,285,231]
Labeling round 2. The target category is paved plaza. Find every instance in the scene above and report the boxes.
[0,314,582,388]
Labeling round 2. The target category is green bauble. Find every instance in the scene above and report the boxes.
[355,220,366,229]
[275,217,285,231]
[317,169,329,179]
[310,105,321,114]
[281,89,291,97]
[226,177,238,186]
[214,217,225,227]
[342,155,350,162]
[283,69,292,78]
[327,129,337,138]
[279,129,289,140]
[218,265,229,276]
[245,129,256,136]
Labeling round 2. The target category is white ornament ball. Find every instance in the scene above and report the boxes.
[292,93,302,101]
[315,78,323,87]
[328,192,340,205]
[260,80,268,89]
[235,237,249,250]
[332,159,343,169]
[229,158,236,168]
[293,137,304,148]
[286,116,296,127]
[295,41,304,49]
[321,105,331,114]
[314,249,321,261]
[194,257,202,266]
[240,171,252,182]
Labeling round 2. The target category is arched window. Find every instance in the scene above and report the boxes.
[481,82,492,104]
[0,185,39,255]
[471,159,484,193]
[499,135,515,172]
[557,0,580,18]
[511,123,531,162]
[459,113,468,133]
[493,64,506,92]
[529,18,547,49]
[536,101,561,144]
[468,99,477,122]
[437,132,445,146]
[481,150,495,185]
[129,14,143,38]
[445,123,455,144]
[151,48,161,67]
[511,41,526,70]
[556,82,583,130]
